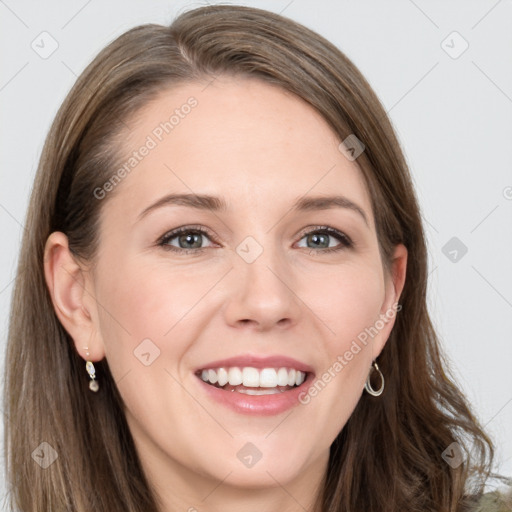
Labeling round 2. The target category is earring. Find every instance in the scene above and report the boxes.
[86,361,99,392]
[364,360,384,397]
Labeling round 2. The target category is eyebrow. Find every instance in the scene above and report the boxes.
[137,193,369,226]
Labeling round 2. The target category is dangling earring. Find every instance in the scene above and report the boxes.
[86,361,99,392]
[83,345,99,392]
[364,360,384,397]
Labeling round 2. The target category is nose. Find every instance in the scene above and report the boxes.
[223,242,302,332]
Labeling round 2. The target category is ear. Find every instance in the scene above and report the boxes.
[373,243,408,357]
[43,231,105,362]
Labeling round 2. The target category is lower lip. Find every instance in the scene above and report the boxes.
[195,372,315,416]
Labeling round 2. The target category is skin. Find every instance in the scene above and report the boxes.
[44,76,407,512]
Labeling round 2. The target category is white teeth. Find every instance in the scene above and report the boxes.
[199,366,307,388]
[217,367,229,387]
[242,367,260,387]
[259,368,277,387]
[277,367,289,386]
[208,369,218,384]
[237,388,285,395]
[228,367,243,386]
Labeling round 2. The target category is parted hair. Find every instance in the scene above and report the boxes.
[4,4,494,512]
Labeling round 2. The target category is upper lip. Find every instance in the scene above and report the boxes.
[194,354,315,375]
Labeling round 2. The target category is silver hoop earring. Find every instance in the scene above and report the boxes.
[364,360,384,397]
[86,361,99,392]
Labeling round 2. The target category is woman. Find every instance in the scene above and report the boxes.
[4,4,509,511]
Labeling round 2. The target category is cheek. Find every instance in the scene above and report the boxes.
[92,255,218,437]
[307,260,385,350]
[93,254,220,372]
[299,261,385,416]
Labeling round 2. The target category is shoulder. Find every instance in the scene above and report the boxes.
[466,489,512,512]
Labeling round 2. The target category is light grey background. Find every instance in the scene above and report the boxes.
[1,0,511,503]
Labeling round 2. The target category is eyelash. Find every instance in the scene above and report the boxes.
[157,224,354,255]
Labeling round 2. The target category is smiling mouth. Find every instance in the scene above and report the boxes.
[195,366,311,395]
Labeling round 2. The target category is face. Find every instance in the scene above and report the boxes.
[46,76,406,506]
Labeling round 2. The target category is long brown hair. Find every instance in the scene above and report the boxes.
[4,5,494,511]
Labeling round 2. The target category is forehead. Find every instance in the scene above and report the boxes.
[105,76,373,222]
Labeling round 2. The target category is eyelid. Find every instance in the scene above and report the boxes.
[157,224,220,247]
[157,224,354,253]
[295,225,353,247]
